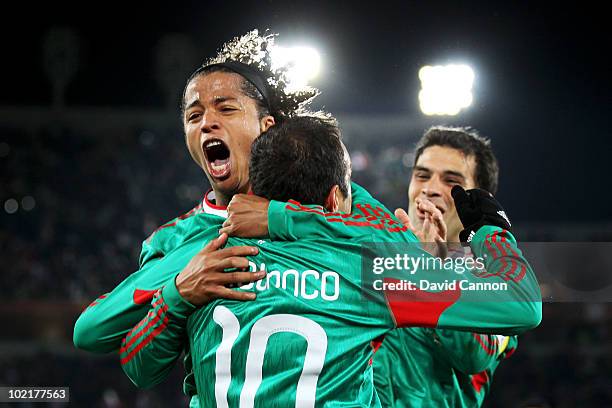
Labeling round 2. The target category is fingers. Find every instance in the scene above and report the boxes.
[214,256,252,271]
[201,233,228,253]
[394,208,413,231]
[214,286,257,301]
[422,216,431,238]
[215,245,259,259]
[217,270,266,286]
[218,225,233,236]
[416,198,442,219]
[430,211,447,240]
[416,199,447,240]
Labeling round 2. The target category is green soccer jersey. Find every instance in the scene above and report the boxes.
[118,202,539,406]
[73,184,395,401]
[74,184,541,407]
[372,248,519,407]
[372,328,518,407]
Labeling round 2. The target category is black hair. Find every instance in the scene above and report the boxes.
[181,30,318,122]
[182,65,270,119]
[250,115,349,205]
[413,126,499,193]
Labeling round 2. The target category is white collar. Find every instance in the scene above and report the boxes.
[202,190,228,218]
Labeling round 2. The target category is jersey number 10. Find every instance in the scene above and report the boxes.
[213,305,328,408]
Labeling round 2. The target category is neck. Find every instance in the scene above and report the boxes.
[214,192,231,207]
[213,184,250,207]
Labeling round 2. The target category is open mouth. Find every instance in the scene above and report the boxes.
[203,139,231,180]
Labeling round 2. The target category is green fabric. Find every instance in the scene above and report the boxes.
[373,329,518,407]
[73,184,540,406]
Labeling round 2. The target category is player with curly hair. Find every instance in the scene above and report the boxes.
[73,30,387,406]
[73,29,322,405]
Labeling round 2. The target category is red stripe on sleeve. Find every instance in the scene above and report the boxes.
[498,234,527,283]
[120,313,169,365]
[120,297,166,353]
[471,333,497,356]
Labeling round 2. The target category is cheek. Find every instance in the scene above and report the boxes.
[184,127,202,160]
[408,182,420,202]
[234,131,260,158]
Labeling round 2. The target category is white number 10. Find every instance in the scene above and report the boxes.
[213,306,328,408]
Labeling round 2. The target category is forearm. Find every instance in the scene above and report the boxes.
[73,260,164,353]
[435,330,504,374]
[385,226,542,334]
[120,278,196,388]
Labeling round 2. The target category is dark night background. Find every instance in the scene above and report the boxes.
[1,2,611,407]
[3,2,610,222]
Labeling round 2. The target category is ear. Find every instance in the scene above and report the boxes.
[324,185,341,212]
[260,115,275,132]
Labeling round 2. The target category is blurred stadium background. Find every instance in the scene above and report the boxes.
[1,2,610,407]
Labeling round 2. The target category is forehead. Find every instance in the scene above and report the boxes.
[416,145,476,181]
[184,71,245,103]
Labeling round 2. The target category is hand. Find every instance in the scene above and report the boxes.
[395,199,447,258]
[219,194,270,238]
[175,233,265,306]
[451,186,512,243]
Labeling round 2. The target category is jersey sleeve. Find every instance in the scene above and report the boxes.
[268,183,416,241]
[73,255,171,353]
[73,203,205,351]
[73,207,207,397]
[433,330,516,374]
[119,277,196,389]
[382,226,542,335]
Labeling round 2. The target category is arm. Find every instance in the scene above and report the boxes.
[434,330,514,374]
[73,206,201,352]
[382,226,542,335]
[73,221,200,399]
[73,256,174,353]
[119,278,195,388]
[270,182,408,240]
[220,183,416,241]
[118,234,264,389]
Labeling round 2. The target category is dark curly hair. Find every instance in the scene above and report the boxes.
[181,30,319,122]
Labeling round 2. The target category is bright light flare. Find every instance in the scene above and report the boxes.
[418,64,474,116]
[271,46,321,91]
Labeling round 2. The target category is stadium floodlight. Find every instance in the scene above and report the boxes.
[271,46,321,91]
[418,64,474,116]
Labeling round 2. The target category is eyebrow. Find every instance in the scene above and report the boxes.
[184,96,239,111]
[413,165,466,180]
[212,96,237,104]
[184,99,201,111]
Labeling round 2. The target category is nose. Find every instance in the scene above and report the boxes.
[200,111,221,134]
[421,176,443,198]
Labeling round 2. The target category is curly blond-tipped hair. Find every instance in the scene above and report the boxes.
[186,29,320,121]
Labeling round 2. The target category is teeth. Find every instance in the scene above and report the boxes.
[212,162,229,171]
[205,140,221,148]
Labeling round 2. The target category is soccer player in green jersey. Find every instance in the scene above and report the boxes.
[72,30,405,406]
[114,116,540,407]
[373,126,519,407]
[73,30,321,405]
